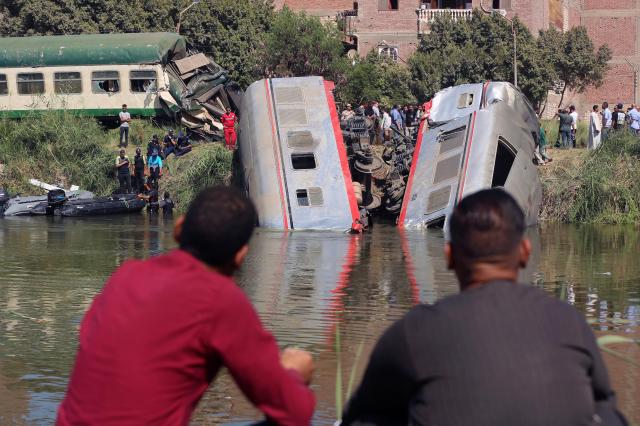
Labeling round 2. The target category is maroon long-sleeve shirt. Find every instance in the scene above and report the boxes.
[56,249,315,425]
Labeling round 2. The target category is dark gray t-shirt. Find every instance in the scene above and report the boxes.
[342,281,626,426]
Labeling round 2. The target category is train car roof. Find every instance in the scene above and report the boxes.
[0,32,187,68]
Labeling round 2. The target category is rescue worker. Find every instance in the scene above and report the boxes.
[221,107,238,150]
[175,131,192,157]
[162,191,174,216]
[147,150,163,189]
[163,129,177,158]
[115,149,131,194]
[147,135,161,159]
[132,147,146,193]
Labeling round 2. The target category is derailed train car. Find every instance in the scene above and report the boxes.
[399,82,542,228]
[238,77,359,230]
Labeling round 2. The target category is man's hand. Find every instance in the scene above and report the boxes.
[280,348,314,385]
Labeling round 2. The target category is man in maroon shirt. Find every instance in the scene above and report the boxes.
[57,186,315,425]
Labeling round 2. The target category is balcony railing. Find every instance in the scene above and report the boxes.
[417,8,474,23]
[337,9,358,37]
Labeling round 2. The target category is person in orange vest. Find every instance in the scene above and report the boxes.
[221,107,238,150]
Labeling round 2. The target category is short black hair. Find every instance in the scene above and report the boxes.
[180,186,257,267]
[603,101,609,108]
[449,189,525,260]
[593,105,599,111]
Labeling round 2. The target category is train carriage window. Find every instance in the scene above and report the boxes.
[91,71,120,94]
[291,153,317,170]
[296,189,310,206]
[54,72,82,94]
[130,70,156,93]
[0,74,7,95]
[491,137,517,188]
[17,73,45,95]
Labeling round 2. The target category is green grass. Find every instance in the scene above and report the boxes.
[541,130,640,224]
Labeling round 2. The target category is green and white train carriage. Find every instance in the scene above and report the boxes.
[0,32,238,136]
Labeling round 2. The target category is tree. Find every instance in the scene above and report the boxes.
[538,26,612,108]
[336,52,416,107]
[262,7,347,82]
[180,0,275,89]
[408,11,555,107]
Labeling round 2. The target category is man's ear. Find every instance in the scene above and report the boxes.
[444,242,454,270]
[233,244,250,269]
[519,238,532,269]
[173,215,185,244]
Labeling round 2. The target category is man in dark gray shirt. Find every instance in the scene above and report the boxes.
[342,189,626,426]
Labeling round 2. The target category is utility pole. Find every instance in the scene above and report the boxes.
[176,0,201,35]
[626,58,638,105]
[479,1,517,88]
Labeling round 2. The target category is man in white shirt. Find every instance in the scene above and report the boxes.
[569,105,579,148]
[629,104,640,135]
[119,104,131,148]
[380,106,392,142]
[601,101,612,141]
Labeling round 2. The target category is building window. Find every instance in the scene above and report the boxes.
[54,72,82,94]
[0,74,7,95]
[91,71,120,93]
[493,0,510,9]
[17,73,45,95]
[130,70,156,93]
[378,0,398,11]
[378,45,399,62]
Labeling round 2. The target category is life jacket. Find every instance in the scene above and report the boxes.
[617,112,626,126]
[134,155,145,170]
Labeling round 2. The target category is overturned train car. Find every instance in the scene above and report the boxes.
[238,77,359,230]
[399,82,542,228]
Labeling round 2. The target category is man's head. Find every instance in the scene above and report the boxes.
[445,189,531,290]
[617,103,623,110]
[119,149,125,158]
[168,129,174,135]
[602,101,609,109]
[226,107,231,114]
[593,105,599,112]
[122,104,127,111]
[346,104,352,110]
[151,149,158,157]
[174,186,256,275]
[152,134,159,141]
[569,105,575,112]
[135,147,141,155]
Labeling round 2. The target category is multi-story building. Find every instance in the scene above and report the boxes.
[275,0,640,108]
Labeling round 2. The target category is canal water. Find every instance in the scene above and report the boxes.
[0,216,638,425]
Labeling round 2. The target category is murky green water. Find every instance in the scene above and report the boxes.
[0,217,638,425]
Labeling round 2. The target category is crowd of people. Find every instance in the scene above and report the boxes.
[341,101,426,142]
[55,185,627,426]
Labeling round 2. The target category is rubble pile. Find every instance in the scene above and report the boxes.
[341,112,417,221]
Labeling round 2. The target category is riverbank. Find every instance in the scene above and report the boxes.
[0,113,232,211]
[540,130,640,224]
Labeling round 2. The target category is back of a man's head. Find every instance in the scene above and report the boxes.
[449,189,525,263]
[180,186,256,268]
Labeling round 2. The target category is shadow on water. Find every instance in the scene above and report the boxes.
[0,219,638,424]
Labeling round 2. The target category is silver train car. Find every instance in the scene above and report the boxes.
[399,82,542,228]
[238,77,359,230]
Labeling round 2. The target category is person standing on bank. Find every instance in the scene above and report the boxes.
[342,189,626,426]
[221,107,238,150]
[589,104,603,150]
[612,103,626,131]
[557,109,574,149]
[569,105,579,147]
[602,101,613,141]
[132,147,146,194]
[118,104,131,148]
[147,150,163,189]
[115,149,131,194]
[57,186,315,425]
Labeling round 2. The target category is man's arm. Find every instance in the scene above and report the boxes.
[208,287,315,426]
[342,317,416,425]
[578,314,628,425]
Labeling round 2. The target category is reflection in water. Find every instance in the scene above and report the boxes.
[0,219,638,424]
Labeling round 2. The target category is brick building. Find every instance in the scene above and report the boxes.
[275,0,639,108]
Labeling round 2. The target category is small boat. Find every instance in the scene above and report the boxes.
[238,76,359,230]
[398,82,542,228]
[31,191,146,217]
[3,190,94,216]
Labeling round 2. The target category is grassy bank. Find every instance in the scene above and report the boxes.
[0,112,232,211]
[541,130,640,224]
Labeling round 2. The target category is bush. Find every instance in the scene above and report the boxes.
[542,130,640,224]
